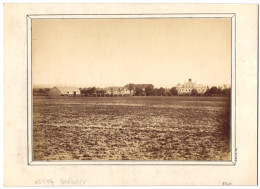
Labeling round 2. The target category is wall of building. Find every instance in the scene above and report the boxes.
[106,87,131,95]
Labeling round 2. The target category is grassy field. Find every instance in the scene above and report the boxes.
[33,96,231,161]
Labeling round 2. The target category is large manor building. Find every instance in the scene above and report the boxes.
[176,79,208,95]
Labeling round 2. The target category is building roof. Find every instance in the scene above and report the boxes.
[176,84,184,88]
[55,87,80,94]
[194,84,207,88]
[176,79,206,88]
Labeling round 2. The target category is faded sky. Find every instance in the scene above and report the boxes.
[32,18,231,88]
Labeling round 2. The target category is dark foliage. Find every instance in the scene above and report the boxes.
[33,88,50,96]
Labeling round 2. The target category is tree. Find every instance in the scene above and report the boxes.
[191,88,198,96]
[153,88,159,96]
[90,87,96,95]
[210,87,218,95]
[205,86,218,96]
[96,89,106,96]
[39,88,44,93]
[158,87,166,96]
[145,85,154,96]
[222,88,231,97]
[217,87,222,95]
[80,87,96,96]
[205,88,210,96]
[33,88,50,96]
[80,88,90,96]
[135,87,144,96]
[170,87,178,96]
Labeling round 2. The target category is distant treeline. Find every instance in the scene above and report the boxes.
[33,88,50,96]
[80,88,106,96]
[79,86,231,97]
[33,86,231,97]
[204,87,231,97]
[132,86,230,97]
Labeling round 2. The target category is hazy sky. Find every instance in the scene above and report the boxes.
[32,18,231,88]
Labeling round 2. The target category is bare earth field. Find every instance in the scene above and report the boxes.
[33,96,231,161]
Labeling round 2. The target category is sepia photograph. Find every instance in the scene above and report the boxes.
[4,3,259,186]
[32,17,232,161]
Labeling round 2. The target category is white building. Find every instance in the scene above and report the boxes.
[48,87,81,96]
[105,87,131,96]
[176,79,207,95]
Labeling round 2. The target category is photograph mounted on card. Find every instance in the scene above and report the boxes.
[27,14,236,165]
[4,4,257,186]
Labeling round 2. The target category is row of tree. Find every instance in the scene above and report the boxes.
[80,86,231,97]
[204,87,231,96]
[80,87,106,96]
[134,86,178,96]
[134,86,231,97]
[33,88,50,96]
[33,86,231,97]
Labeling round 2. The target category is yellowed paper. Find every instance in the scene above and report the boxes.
[4,4,258,186]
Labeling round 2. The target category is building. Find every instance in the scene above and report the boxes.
[48,87,80,96]
[105,87,131,96]
[176,79,207,95]
[124,84,154,95]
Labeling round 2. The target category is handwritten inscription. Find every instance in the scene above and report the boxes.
[60,178,87,185]
[35,178,54,186]
[222,182,232,186]
[35,178,87,186]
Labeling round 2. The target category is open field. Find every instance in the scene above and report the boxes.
[33,96,231,161]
